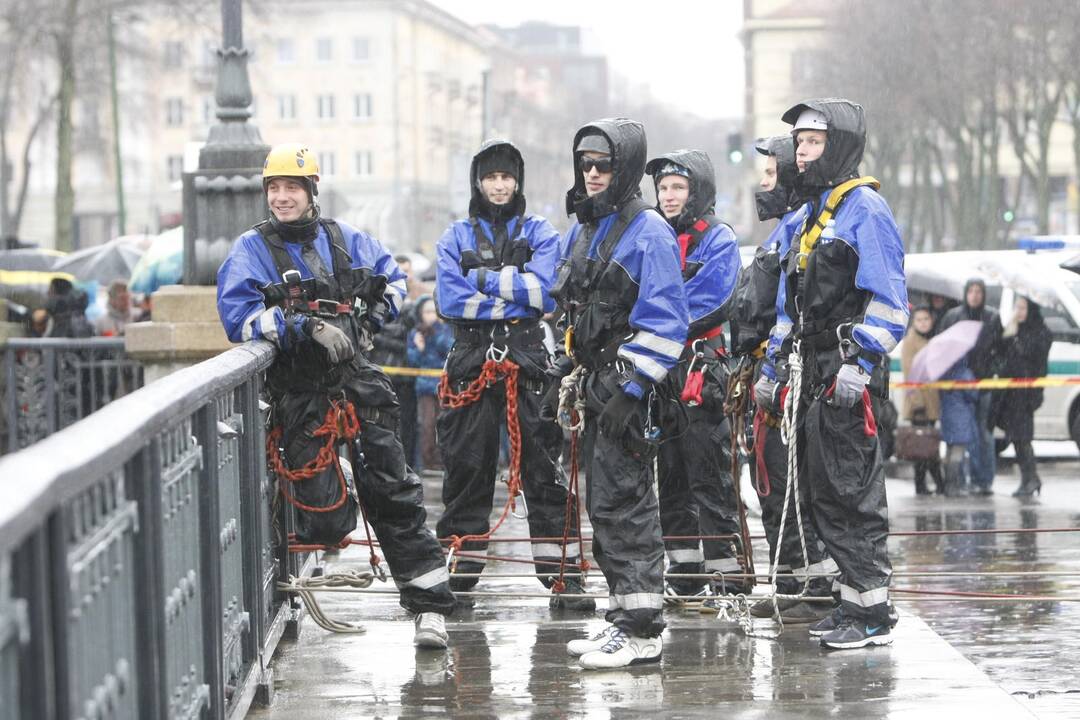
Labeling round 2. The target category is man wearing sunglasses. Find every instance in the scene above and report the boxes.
[434,139,590,611]
[643,150,744,609]
[550,119,688,669]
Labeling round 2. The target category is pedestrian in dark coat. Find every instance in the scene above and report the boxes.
[993,297,1052,497]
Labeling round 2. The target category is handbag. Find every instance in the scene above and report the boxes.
[895,424,942,461]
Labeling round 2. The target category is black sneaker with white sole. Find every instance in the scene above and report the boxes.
[807,605,843,637]
[820,617,893,649]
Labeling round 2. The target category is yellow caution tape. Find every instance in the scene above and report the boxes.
[378,365,444,378]
[894,377,1080,391]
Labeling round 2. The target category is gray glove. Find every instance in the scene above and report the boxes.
[830,363,870,407]
[754,376,780,413]
[310,320,355,365]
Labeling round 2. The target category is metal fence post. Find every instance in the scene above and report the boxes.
[129,443,167,720]
[196,404,226,719]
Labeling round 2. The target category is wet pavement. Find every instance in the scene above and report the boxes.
[248,458,1080,719]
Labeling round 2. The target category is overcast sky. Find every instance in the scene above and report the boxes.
[430,0,746,120]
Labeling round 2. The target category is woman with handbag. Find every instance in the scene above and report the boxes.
[901,307,944,495]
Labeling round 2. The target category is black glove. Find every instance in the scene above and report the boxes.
[598,389,641,441]
[308,320,355,365]
[539,382,560,422]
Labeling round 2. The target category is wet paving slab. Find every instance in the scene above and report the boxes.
[248,461,1080,719]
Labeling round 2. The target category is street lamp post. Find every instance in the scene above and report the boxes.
[182,0,270,285]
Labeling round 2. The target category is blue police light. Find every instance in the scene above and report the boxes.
[1017,236,1067,252]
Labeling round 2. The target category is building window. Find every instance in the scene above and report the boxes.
[165,97,184,127]
[351,36,370,62]
[277,94,296,121]
[355,151,373,177]
[316,36,333,62]
[277,38,295,64]
[318,152,336,176]
[352,93,373,120]
[163,41,185,69]
[166,155,184,183]
[316,94,335,120]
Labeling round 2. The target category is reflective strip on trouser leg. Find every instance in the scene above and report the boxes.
[396,565,451,590]
[667,548,704,565]
[613,592,665,611]
[704,557,742,573]
[839,583,889,609]
[792,557,839,582]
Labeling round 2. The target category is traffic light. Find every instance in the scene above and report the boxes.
[1002,209,1015,223]
[727,131,743,164]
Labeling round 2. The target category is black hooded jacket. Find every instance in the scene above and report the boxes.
[782,98,866,202]
[938,278,1003,379]
[468,139,526,222]
[754,135,799,221]
[566,118,648,224]
[644,149,716,233]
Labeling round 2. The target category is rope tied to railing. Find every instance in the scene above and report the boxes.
[437,355,525,570]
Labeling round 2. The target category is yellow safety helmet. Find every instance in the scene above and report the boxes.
[263,143,319,178]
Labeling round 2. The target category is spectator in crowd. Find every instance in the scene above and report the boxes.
[938,278,1001,494]
[371,255,419,467]
[927,293,955,335]
[993,296,1053,497]
[94,280,138,337]
[407,295,452,473]
[45,278,93,338]
[901,306,943,495]
[938,358,979,497]
[28,308,49,337]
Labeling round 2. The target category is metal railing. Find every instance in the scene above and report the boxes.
[0,340,303,720]
[2,338,144,455]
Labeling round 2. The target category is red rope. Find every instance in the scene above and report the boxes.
[437,358,524,570]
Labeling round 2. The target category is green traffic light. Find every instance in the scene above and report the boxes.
[729,150,744,164]
[1003,210,1015,222]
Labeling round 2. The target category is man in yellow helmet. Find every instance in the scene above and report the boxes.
[217,144,455,650]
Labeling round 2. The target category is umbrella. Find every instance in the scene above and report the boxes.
[0,247,66,272]
[0,269,76,308]
[976,254,1059,309]
[908,320,982,383]
[53,238,143,285]
[129,227,183,294]
[904,254,969,299]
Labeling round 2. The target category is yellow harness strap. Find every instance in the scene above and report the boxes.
[797,176,880,270]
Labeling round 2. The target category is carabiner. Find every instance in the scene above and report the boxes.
[486,344,509,363]
[511,492,529,520]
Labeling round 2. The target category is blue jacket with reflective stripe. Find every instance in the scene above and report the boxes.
[684,223,741,339]
[435,215,559,322]
[763,205,809,376]
[560,209,689,392]
[216,221,406,350]
[766,186,908,374]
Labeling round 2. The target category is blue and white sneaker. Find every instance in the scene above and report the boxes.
[578,627,662,669]
[820,617,893,649]
[807,606,843,637]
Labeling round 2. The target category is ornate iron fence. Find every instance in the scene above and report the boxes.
[2,338,144,454]
[0,341,304,720]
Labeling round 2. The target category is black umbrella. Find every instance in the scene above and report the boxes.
[53,239,143,284]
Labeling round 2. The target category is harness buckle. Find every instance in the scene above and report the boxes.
[311,298,348,318]
[487,343,509,363]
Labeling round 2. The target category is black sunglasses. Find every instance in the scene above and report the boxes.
[579,156,613,174]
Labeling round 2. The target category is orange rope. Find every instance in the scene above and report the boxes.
[437,359,524,568]
[268,400,360,513]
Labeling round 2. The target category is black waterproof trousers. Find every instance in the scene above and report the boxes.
[657,400,744,597]
[751,409,835,597]
[800,390,892,624]
[271,355,455,616]
[581,367,666,638]
[436,331,579,589]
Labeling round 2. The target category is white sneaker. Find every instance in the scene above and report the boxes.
[578,627,662,669]
[566,624,616,657]
[413,612,448,649]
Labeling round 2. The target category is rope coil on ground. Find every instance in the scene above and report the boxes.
[278,568,379,633]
